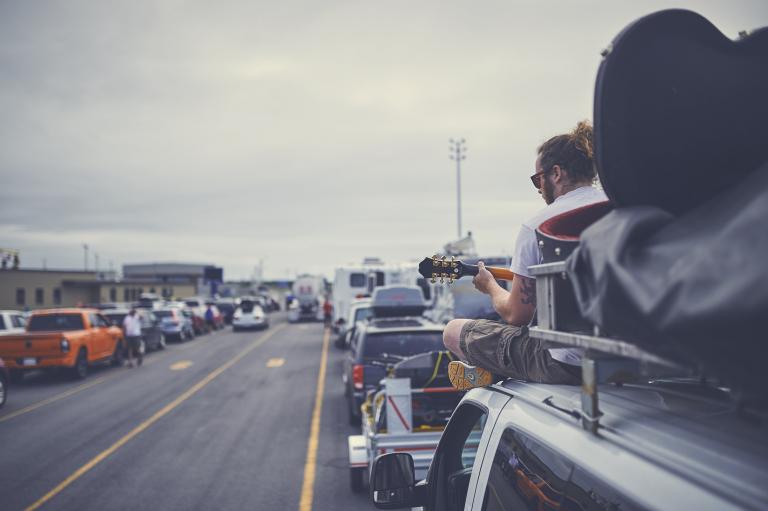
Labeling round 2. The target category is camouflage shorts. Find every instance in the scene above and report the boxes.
[458,319,580,385]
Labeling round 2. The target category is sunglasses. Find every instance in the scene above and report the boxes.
[529,167,552,189]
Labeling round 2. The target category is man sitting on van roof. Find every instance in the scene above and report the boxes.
[443,121,606,389]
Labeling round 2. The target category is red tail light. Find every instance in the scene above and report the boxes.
[352,364,364,390]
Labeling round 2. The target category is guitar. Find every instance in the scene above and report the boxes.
[418,255,515,284]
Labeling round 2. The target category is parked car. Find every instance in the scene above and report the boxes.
[154,308,195,342]
[232,299,269,331]
[343,320,443,425]
[0,308,124,380]
[0,310,27,335]
[0,358,8,407]
[215,300,237,324]
[334,298,372,349]
[183,297,209,334]
[102,309,167,352]
[257,294,280,312]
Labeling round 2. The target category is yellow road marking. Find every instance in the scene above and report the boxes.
[24,324,285,511]
[298,327,330,511]
[169,360,193,371]
[266,358,285,368]
[0,376,109,424]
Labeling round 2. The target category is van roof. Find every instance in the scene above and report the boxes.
[493,379,768,508]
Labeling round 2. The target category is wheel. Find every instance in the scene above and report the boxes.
[157,333,166,350]
[349,467,367,493]
[71,349,88,379]
[111,340,125,367]
[0,374,7,408]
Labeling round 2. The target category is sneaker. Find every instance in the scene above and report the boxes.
[448,361,493,390]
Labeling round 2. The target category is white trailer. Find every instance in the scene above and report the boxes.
[347,376,476,493]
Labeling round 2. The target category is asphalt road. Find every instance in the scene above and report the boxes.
[0,312,376,511]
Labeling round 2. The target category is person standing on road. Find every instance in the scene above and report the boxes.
[122,308,143,368]
[443,121,607,389]
[323,298,333,327]
[204,304,216,332]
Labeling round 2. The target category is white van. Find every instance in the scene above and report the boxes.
[332,259,428,332]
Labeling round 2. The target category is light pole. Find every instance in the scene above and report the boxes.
[449,138,467,239]
[83,244,89,271]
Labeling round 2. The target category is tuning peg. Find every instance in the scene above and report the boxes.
[441,255,446,260]
[430,278,436,284]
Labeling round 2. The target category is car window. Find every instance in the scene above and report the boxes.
[481,428,574,511]
[13,315,27,328]
[105,314,125,326]
[431,403,489,511]
[353,307,372,323]
[350,273,366,287]
[28,314,85,331]
[0,316,6,330]
[362,331,444,359]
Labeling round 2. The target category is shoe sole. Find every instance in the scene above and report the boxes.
[448,361,493,390]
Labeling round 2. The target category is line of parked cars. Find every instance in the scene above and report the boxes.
[0,293,280,409]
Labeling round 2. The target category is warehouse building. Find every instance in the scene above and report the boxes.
[0,261,221,310]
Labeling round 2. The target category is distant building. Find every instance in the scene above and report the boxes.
[123,262,223,298]
[0,261,223,310]
[0,268,195,310]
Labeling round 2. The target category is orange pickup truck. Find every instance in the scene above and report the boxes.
[0,308,125,380]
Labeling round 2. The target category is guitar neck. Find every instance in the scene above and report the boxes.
[462,264,516,282]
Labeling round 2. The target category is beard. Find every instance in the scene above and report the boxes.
[541,175,555,204]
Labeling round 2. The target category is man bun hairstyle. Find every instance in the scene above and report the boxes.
[538,120,597,184]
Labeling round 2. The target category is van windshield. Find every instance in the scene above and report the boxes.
[28,314,85,332]
[354,307,372,323]
[363,331,444,359]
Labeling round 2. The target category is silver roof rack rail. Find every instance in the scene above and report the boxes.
[528,261,683,434]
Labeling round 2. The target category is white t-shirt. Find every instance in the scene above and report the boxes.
[123,314,142,337]
[509,185,608,365]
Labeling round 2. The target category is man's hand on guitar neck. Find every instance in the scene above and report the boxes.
[472,262,502,295]
[473,261,537,326]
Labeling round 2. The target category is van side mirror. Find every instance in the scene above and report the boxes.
[371,453,424,509]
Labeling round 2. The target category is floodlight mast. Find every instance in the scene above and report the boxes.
[449,138,467,240]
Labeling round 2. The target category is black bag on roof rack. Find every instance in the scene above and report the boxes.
[565,10,768,395]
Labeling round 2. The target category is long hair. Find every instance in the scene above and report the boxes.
[538,121,596,183]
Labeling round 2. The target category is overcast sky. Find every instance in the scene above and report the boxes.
[1,0,766,280]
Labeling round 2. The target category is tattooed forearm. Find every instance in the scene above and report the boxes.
[520,276,536,305]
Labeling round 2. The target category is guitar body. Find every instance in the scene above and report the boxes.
[594,9,768,216]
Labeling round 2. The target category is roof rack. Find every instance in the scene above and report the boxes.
[527,261,684,434]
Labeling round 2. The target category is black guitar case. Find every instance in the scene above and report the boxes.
[567,10,768,396]
[594,9,768,215]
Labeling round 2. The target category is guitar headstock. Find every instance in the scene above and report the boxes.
[418,255,465,284]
